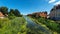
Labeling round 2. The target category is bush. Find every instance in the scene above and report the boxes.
[8,13,16,19]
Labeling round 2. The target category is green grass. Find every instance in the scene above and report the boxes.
[0,16,60,34]
[0,17,27,34]
[29,17,60,34]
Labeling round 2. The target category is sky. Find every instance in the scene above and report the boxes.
[0,0,60,15]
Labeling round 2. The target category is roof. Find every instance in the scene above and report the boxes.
[0,12,4,17]
[51,4,60,11]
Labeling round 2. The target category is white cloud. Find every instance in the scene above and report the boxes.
[49,0,56,3]
[54,1,60,5]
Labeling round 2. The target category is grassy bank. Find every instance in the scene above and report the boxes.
[0,17,27,34]
[28,17,60,34]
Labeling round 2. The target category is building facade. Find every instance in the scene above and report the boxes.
[50,4,60,20]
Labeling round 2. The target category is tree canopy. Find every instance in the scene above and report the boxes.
[9,9,21,17]
[0,7,8,14]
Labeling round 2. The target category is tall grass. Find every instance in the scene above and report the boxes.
[0,17,27,34]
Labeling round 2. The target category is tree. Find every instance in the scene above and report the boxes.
[8,9,15,19]
[9,9,15,14]
[9,9,21,17]
[14,9,21,17]
[0,7,8,14]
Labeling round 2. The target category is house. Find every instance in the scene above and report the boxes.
[50,4,60,20]
[0,12,5,18]
[0,12,8,19]
[38,12,47,18]
[27,12,47,18]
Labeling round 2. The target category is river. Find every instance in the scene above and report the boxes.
[23,16,52,34]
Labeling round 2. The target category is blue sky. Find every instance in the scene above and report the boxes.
[0,0,60,15]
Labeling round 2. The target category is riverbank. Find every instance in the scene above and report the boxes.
[28,16,59,34]
[0,16,59,34]
[24,16,52,34]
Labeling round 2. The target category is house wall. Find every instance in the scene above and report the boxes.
[56,9,60,17]
[0,17,5,19]
[34,12,47,18]
[39,13,47,18]
[27,12,47,18]
[0,12,5,18]
[50,9,60,20]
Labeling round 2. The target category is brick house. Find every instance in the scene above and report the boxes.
[38,12,47,18]
[27,12,47,18]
